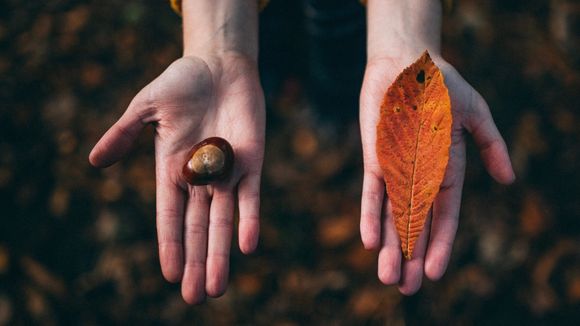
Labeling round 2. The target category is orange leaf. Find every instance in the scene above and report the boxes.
[376,51,452,259]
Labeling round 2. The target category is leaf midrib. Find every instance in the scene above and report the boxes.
[406,87,425,258]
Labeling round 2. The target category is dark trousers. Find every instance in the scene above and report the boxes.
[260,0,366,124]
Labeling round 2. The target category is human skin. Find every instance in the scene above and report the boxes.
[89,0,264,304]
[360,0,515,295]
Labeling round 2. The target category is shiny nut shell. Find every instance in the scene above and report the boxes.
[182,137,234,185]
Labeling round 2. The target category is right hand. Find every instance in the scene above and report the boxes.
[359,54,514,295]
[89,53,265,304]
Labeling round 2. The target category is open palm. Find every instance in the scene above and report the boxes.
[359,55,515,295]
[89,55,265,304]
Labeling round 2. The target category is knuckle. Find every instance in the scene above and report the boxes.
[184,223,207,239]
[184,260,206,270]
[362,189,383,203]
[209,216,233,229]
[158,237,181,247]
[157,207,182,220]
[239,214,260,223]
[432,238,455,253]
[239,191,260,203]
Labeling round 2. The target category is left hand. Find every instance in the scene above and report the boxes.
[89,53,265,303]
[359,54,515,295]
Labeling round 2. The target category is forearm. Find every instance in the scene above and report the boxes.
[182,0,259,61]
[366,0,442,62]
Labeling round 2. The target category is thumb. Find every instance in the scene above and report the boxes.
[464,90,515,184]
[89,99,148,168]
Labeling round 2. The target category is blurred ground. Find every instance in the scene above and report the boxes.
[1,0,579,324]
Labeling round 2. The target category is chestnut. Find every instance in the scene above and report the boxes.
[182,137,234,185]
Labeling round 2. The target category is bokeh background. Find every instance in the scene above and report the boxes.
[1,0,579,324]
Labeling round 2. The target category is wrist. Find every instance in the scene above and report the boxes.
[366,0,442,64]
[181,0,259,62]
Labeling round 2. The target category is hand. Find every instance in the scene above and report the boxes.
[359,54,515,295]
[89,54,265,304]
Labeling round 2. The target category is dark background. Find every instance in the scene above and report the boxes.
[1,0,579,324]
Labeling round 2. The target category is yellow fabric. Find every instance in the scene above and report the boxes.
[169,0,181,15]
[169,0,270,16]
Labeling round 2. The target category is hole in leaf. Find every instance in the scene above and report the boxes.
[416,70,425,83]
[394,106,401,113]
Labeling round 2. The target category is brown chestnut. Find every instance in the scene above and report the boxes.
[182,137,234,185]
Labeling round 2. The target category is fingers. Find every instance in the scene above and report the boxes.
[377,200,402,285]
[237,174,261,254]
[156,177,185,283]
[181,173,258,303]
[398,213,431,296]
[206,185,235,297]
[89,102,147,168]
[464,91,515,184]
[425,140,466,281]
[360,172,385,250]
[181,187,210,305]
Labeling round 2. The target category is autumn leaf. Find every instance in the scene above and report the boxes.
[376,51,452,260]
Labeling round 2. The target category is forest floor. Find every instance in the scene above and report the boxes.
[0,0,579,324]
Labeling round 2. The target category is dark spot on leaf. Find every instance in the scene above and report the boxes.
[416,70,425,83]
[412,105,417,111]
